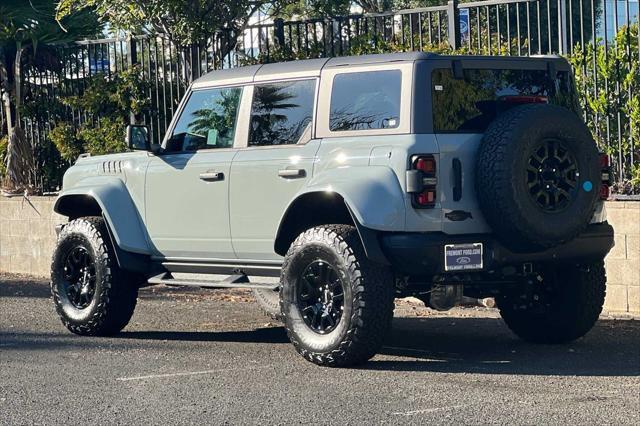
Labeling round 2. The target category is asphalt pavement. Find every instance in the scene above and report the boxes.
[1,274,639,425]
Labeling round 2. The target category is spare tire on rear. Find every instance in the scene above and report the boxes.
[476,104,600,252]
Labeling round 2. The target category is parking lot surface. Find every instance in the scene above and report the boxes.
[1,274,639,425]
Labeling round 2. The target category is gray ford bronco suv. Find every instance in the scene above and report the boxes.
[51,52,614,367]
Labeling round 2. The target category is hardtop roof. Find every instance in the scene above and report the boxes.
[191,52,568,88]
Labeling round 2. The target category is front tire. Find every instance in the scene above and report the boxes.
[280,225,395,367]
[498,260,606,344]
[51,217,139,336]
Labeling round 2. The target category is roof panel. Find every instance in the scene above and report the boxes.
[325,51,435,67]
[191,64,262,88]
[254,58,329,81]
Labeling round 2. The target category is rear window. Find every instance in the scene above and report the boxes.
[431,68,579,132]
[330,70,401,131]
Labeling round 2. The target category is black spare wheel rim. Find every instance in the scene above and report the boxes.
[526,138,578,212]
[61,245,96,309]
[297,259,345,334]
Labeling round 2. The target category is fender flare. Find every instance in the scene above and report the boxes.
[54,177,150,255]
[275,166,406,263]
[301,166,406,231]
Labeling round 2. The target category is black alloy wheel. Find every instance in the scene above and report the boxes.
[62,246,96,309]
[297,260,345,334]
[527,139,578,212]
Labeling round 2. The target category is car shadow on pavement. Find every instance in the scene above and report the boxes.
[365,316,640,376]
[119,328,291,344]
[0,278,51,298]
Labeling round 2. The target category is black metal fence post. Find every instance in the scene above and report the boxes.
[274,18,285,47]
[127,37,138,125]
[447,0,461,50]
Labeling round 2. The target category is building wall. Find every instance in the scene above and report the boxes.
[1,196,638,314]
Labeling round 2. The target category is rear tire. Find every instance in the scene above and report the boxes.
[498,260,606,344]
[280,225,395,367]
[252,287,283,321]
[51,217,140,336]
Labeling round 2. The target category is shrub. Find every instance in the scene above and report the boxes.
[570,24,640,194]
[50,67,149,161]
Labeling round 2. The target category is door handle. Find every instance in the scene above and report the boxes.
[278,169,306,179]
[199,171,224,182]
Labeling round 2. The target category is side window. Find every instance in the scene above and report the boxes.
[166,86,242,152]
[329,70,401,131]
[249,79,316,146]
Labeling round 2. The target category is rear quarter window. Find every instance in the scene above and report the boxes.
[329,70,401,131]
[431,68,579,133]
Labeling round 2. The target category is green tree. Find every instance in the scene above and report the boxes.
[0,0,100,193]
[57,1,294,50]
[49,68,150,161]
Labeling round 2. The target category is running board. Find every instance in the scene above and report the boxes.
[147,273,278,290]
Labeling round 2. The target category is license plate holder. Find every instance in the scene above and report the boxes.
[444,243,483,271]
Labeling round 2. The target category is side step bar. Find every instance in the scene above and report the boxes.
[147,273,278,290]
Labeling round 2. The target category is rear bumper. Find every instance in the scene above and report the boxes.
[379,222,614,275]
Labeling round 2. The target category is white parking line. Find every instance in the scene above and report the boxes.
[116,364,273,382]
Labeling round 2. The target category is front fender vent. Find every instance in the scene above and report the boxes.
[100,160,123,174]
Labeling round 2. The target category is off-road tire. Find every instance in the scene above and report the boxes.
[476,104,600,252]
[252,287,283,321]
[51,216,139,336]
[498,260,606,344]
[280,225,395,367]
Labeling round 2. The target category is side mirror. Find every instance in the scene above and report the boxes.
[126,125,150,151]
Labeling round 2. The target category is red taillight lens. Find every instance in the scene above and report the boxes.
[416,190,436,206]
[415,157,436,174]
[599,184,610,200]
[599,152,612,190]
[411,155,437,208]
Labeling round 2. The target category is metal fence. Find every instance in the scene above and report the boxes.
[19,0,640,192]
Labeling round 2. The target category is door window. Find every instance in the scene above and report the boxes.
[329,70,401,131]
[248,79,316,146]
[166,86,243,152]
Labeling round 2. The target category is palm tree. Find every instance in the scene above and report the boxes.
[0,0,100,193]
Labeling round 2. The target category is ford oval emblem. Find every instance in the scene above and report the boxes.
[456,256,471,265]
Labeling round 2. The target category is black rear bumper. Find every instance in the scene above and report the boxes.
[379,222,614,275]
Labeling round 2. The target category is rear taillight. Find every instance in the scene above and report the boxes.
[409,155,437,208]
[599,153,611,200]
[415,156,436,174]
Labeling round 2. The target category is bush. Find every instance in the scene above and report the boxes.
[0,136,7,178]
[570,24,640,194]
[50,67,149,162]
